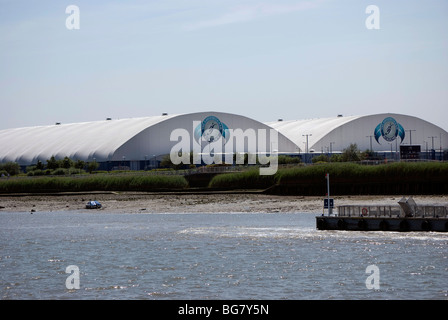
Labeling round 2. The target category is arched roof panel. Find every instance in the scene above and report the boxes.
[267,113,448,153]
[0,115,177,164]
[0,111,299,165]
[266,116,360,152]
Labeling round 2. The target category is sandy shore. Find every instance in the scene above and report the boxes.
[1,192,447,214]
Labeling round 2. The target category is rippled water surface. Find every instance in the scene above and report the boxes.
[1,211,447,299]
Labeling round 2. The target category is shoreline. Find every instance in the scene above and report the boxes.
[1,192,447,214]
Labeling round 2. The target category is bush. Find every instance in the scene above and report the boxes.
[27,169,45,176]
[52,168,68,175]
[209,168,279,189]
[311,154,329,163]
[68,167,84,175]
[25,157,88,174]
[278,155,302,164]
[0,162,21,176]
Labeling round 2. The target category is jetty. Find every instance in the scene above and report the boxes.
[316,197,448,232]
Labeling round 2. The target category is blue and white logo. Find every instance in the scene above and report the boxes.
[170,115,278,175]
[194,116,230,143]
[374,117,405,144]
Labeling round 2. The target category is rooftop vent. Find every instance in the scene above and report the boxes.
[278,119,283,121]
[162,113,168,116]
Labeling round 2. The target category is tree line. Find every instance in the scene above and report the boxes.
[312,144,378,163]
[0,156,100,177]
[159,144,371,169]
[26,156,100,176]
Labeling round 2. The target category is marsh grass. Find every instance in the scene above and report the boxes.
[209,162,448,195]
[1,162,447,195]
[0,174,188,193]
[208,168,278,189]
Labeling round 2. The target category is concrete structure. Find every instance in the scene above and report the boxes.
[316,197,448,232]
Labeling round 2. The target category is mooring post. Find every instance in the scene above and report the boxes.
[326,173,332,216]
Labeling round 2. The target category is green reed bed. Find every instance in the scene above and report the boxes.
[0,174,189,193]
[2,162,447,195]
[208,168,279,190]
[209,162,448,195]
[277,162,448,195]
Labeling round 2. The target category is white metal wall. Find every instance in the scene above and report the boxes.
[113,111,299,161]
[312,114,448,153]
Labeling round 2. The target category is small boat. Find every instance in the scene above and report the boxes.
[86,200,102,209]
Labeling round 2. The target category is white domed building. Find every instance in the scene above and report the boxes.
[266,113,448,161]
[0,111,298,170]
[1,112,446,170]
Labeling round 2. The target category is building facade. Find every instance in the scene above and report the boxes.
[267,113,448,161]
[0,112,446,169]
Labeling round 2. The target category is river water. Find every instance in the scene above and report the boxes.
[0,210,447,300]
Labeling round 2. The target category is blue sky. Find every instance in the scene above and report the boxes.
[1,0,447,130]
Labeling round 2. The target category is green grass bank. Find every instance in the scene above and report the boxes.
[1,162,448,195]
[209,162,448,195]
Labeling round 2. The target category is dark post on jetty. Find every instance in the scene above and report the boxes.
[323,173,334,216]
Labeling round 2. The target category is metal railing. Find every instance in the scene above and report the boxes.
[337,205,448,218]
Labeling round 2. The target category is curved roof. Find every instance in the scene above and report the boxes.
[266,115,360,152]
[0,115,178,165]
[2,112,447,165]
[266,113,448,153]
[0,111,299,165]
